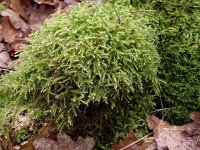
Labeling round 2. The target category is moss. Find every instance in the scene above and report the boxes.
[0,2,160,145]
[131,0,200,124]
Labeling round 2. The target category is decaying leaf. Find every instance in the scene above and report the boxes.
[112,131,137,150]
[148,114,200,150]
[9,0,56,30]
[1,17,23,43]
[0,51,12,66]
[189,112,200,123]
[33,133,95,150]
[1,9,30,32]
[0,43,13,71]
[137,137,156,150]
[10,0,30,22]
[0,136,14,150]
[11,42,23,53]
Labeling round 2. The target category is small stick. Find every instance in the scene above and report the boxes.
[119,132,153,150]
[0,66,15,71]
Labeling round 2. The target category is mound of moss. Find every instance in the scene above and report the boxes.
[131,0,200,123]
[0,2,160,145]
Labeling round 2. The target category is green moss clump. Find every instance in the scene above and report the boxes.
[0,2,160,144]
[132,0,200,123]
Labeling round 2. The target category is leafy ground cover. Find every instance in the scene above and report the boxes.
[0,0,199,149]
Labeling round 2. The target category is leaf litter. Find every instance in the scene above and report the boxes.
[113,112,200,150]
[0,0,82,73]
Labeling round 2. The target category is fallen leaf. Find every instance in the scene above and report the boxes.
[10,0,55,30]
[138,137,157,150]
[148,115,200,150]
[33,133,95,150]
[11,42,23,52]
[0,51,12,66]
[189,112,200,123]
[148,115,170,130]
[19,122,58,150]
[112,131,137,150]
[0,136,14,150]
[10,0,30,21]
[33,138,56,150]
[2,17,23,43]
[0,44,13,71]
[1,9,30,32]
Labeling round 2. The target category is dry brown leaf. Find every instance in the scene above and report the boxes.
[1,9,30,32]
[10,0,30,22]
[0,43,13,70]
[189,112,200,122]
[148,115,200,150]
[148,115,170,130]
[138,137,157,150]
[10,0,55,30]
[0,51,12,66]
[2,17,23,43]
[33,138,56,150]
[19,122,57,150]
[33,133,95,150]
[112,131,137,150]
[0,136,14,150]
[11,42,23,52]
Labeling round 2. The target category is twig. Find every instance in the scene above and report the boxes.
[0,66,15,71]
[150,107,174,113]
[159,96,164,119]
[119,132,153,150]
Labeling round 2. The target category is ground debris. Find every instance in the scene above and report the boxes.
[33,133,95,150]
[0,0,82,74]
[147,112,200,150]
[113,112,200,150]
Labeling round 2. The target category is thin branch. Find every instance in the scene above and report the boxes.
[0,66,15,71]
[119,132,153,150]
[150,107,175,114]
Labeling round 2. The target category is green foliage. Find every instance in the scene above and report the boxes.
[14,127,28,143]
[0,2,160,145]
[132,0,200,123]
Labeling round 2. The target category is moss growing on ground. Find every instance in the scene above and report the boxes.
[0,2,160,146]
[132,0,200,123]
